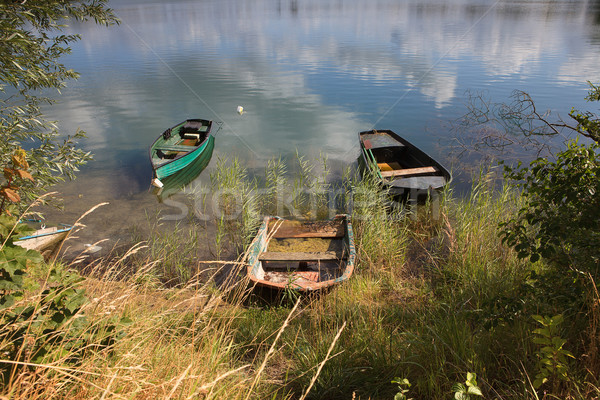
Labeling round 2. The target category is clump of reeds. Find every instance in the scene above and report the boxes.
[263,156,288,217]
[210,157,260,258]
[438,167,529,301]
[261,152,334,220]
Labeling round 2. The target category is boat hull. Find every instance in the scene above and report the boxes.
[246,215,356,291]
[15,225,73,260]
[154,137,215,200]
[154,135,214,180]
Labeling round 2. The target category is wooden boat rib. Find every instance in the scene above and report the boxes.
[358,129,451,194]
[149,118,215,183]
[246,215,356,291]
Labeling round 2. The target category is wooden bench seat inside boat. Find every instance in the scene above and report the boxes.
[271,231,344,239]
[258,251,344,261]
[380,166,438,178]
[182,132,200,141]
[179,124,209,138]
[268,220,345,238]
[377,162,402,171]
[156,144,196,152]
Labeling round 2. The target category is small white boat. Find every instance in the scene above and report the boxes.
[14,223,73,260]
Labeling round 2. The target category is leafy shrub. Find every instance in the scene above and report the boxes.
[499,140,600,271]
[499,82,600,274]
[531,314,574,390]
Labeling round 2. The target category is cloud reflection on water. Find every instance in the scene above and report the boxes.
[45,0,600,191]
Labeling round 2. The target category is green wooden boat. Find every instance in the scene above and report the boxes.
[246,214,356,291]
[149,118,215,186]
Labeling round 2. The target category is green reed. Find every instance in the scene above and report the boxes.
[264,156,287,216]
[210,156,260,256]
[136,210,205,286]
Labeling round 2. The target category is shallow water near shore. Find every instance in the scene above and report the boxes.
[39,0,600,257]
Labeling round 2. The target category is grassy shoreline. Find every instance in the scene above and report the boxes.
[1,158,599,399]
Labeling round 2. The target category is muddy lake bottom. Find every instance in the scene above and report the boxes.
[38,174,222,264]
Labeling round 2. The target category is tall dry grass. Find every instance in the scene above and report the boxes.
[1,255,295,399]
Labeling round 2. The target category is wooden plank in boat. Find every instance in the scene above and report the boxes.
[268,220,345,238]
[361,132,405,148]
[263,262,341,270]
[272,231,344,238]
[182,133,200,141]
[259,251,341,261]
[377,162,402,171]
[381,166,438,178]
[157,144,196,152]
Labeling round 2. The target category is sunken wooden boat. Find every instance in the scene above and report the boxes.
[358,129,451,195]
[14,223,73,260]
[150,118,215,186]
[246,214,356,291]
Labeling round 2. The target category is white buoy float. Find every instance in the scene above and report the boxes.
[237,105,244,115]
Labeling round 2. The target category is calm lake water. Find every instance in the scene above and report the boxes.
[41,0,600,255]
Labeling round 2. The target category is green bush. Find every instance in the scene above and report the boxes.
[499,83,600,274]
